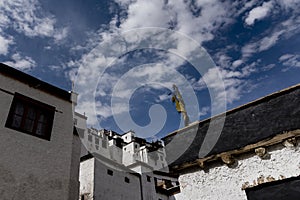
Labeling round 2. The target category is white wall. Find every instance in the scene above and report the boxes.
[79,158,95,199]
[93,159,142,200]
[175,142,300,200]
[0,74,77,199]
[122,131,134,143]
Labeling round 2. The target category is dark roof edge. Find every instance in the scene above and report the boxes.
[163,83,300,139]
[0,63,71,101]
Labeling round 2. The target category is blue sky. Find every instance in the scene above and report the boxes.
[1,0,300,139]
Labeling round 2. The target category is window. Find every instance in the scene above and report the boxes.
[102,140,107,148]
[5,93,55,141]
[246,176,300,200]
[147,175,151,182]
[107,169,113,176]
[95,137,99,144]
[125,177,130,183]
[88,135,92,142]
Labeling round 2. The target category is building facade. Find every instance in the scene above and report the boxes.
[75,113,180,200]
[0,63,81,200]
[162,84,300,200]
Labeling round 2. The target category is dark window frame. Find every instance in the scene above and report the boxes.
[107,169,113,176]
[5,93,55,141]
[125,177,130,183]
[147,175,151,182]
[246,175,300,200]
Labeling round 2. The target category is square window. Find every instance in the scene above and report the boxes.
[5,93,55,141]
[107,169,113,176]
[160,155,164,161]
[147,175,151,182]
[125,177,130,183]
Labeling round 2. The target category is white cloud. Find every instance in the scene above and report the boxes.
[0,0,68,40]
[279,54,300,71]
[258,30,284,51]
[232,59,243,68]
[0,34,13,55]
[70,0,299,129]
[68,0,247,128]
[120,0,170,29]
[245,1,273,25]
[4,53,36,70]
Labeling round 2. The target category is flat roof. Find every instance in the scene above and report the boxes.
[0,63,71,101]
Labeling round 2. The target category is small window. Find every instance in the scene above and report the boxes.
[147,175,151,182]
[95,137,99,144]
[5,93,55,140]
[102,140,107,148]
[125,177,130,183]
[107,169,113,176]
[246,176,300,200]
[135,144,138,148]
[88,135,93,142]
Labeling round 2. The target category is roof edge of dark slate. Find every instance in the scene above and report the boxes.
[163,83,300,140]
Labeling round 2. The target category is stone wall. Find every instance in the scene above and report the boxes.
[174,142,300,200]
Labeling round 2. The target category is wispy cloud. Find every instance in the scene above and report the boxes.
[279,54,300,71]
[238,0,300,64]
[4,53,36,70]
[69,0,299,129]
[0,0,68,66]
[0,0,68,40]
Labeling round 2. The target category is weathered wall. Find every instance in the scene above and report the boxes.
[79,158,95,199]
[174,143,300,200]
[0,74,77,199]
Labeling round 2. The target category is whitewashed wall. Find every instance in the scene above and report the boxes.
[0,74,77,199]
[93,159,142,200]
[79,158,95,199]
[175,142,300,200]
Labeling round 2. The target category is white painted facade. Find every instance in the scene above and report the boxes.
[83,129,168,172]
[174,141,300,200]
[78,126,180,200]
[0,66,80,199]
